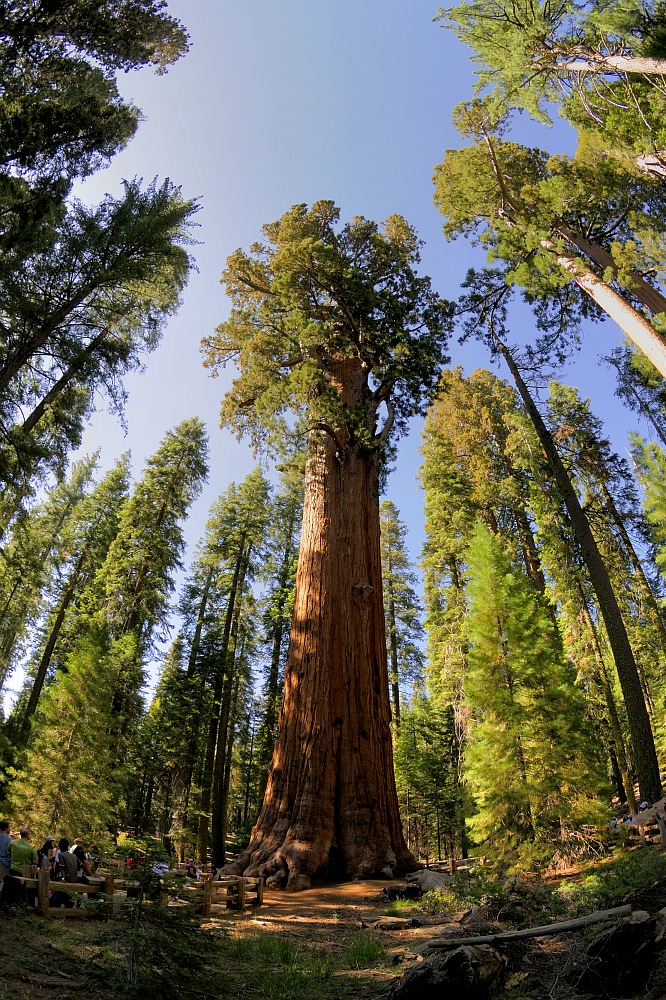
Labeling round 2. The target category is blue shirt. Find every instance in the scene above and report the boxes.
[0,832,11,870]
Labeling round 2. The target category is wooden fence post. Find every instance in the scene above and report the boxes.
[237,877,246,908]
[104,874,115,896]
[202,874,213,917]
[449,857,455,877]
[255,878,264,906]
[37,869,50,917]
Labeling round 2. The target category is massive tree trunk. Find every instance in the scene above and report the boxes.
[227,425,414,890]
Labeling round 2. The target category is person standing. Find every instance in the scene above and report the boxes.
[9,828,38,875]
[0,820,11,880]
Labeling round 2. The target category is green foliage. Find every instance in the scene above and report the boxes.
[380,499,425,714]
[0,178,199,504]
[395,697,466,860]
[631,435,666,577]
[203,200,452,459]
[464,523,609,855]
[438,0,666,146]
[556,848,666,913]
[343,932,386,968]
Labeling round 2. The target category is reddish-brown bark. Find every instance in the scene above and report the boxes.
[228,360,415,890]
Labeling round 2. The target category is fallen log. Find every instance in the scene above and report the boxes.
[420,904,632,951]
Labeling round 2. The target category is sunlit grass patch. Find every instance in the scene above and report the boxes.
[341,930,386,969]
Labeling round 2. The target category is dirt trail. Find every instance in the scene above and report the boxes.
[209,878,443,953]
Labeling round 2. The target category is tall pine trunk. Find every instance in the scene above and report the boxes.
[228,431,414,889]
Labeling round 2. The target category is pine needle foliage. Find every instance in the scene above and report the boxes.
[463,522,609,857]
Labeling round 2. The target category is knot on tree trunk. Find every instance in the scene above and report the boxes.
[352,582,373,599]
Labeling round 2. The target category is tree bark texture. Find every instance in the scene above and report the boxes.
[228,430,414,889]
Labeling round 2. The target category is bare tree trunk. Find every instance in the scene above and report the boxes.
[561,52,666,74]
[196,539,247,864]
[557,226,666,318]
[227,431,414,890]
[552,248,666,378]
[501,342,662,803]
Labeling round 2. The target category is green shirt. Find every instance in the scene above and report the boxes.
[9,838,38,874]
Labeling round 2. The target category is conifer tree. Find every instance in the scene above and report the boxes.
[438,0,666,159]
[204,201,451,888]
[0,454,97,698]
[394,697,466,861]
[11,455,131,741]
[7,420,208,831]
[434,121,666,376]
[253,466,303,804]
[464,523,608,854]
[379,500,425,727]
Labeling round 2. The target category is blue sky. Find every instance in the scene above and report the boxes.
[3,1,650,705]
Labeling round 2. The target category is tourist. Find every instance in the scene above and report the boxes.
[56,838,81,883]
[72,838,92,876]
[9,828,38,875]
[0,820,11,881]
[37,836,57,872]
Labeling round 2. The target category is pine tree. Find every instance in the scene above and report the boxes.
[464,523,608,855]
[12,455,131,742]
[379,500,425,727]
[7,420,208,831]
[0,454,97,699]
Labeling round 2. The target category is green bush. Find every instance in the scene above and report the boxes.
[557,849,666,914]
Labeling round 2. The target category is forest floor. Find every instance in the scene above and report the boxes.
[4,853,666,999]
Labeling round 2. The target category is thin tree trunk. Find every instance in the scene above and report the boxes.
[18,548,88,740]
[178,563,216,838]
[0,286,97,396]
[210,550,250,867]
[578,584,636,810]
[19,331,108,435]
[560,52,666,75]
[501,342,662,803]
[219,664,243,865]
[196,538,246,864]
[227,419,414,889]
[255,511,298,800]
[553,249,666,378]
[243,715,256,826]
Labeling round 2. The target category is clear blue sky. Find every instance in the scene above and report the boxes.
[5,1,649,704]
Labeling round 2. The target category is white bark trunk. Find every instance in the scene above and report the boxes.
[561,53,666,75]
[542,240,666,377]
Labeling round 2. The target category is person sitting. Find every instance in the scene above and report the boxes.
[37,837,57,873]
[51,839,81,908]
[57,839,82,882]
[72,839,92,877]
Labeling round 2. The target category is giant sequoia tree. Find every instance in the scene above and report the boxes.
[203,200,451,889]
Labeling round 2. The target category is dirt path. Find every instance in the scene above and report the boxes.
[208,878,445,954]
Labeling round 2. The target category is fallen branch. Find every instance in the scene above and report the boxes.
[420,904,632,951]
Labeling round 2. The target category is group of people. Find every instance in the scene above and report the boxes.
[0,820,99,885]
